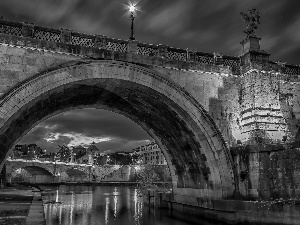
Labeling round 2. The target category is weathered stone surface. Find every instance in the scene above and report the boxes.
[0,19,300,214]
[0,60,235,201]
[232,144,300,200]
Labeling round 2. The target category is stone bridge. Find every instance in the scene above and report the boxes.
[5,158,169,184]
[5,158,92,183]
[0,17,300,224]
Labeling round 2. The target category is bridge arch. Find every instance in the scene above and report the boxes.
[0,60,235,199]
[12,165,54,176]
[65,168,89,177]
[10,165,54,183]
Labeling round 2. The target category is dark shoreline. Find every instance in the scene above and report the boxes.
[13,181,172,190]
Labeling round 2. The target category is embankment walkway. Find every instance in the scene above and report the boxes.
[0,185,45,225]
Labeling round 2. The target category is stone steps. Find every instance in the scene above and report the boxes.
[25,188,46,225]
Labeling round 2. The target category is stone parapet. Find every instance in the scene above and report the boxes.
[0,18,241,74]
[0,32,232,75]
[0,18,299,77]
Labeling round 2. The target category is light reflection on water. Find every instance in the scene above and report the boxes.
[41,185,225,225]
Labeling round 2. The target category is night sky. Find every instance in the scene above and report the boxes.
[1,0,299,153]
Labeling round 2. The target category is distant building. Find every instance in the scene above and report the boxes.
[14,145,24,151]
[12,145,24,158]
[103,151,132,165]
[131,142,167,165]
[13,144,44,159]
[28,144,44,156]
[72,145,86,163]
[14,144,29,155]
[72,145,86,157]
[76,142,100,164]
[86,142,100,157]
[95,155,108,165]
[38,153,55,162]
[77,154,89,164]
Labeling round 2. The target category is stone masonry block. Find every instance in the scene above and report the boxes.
[4,63,25,72]
[0,55,9,64]
[7,95,22,108]
[25,56,37,66]
[0,45,8,54]
[161,193,174,202]
[183,204,202,216]
[0,79,13,86]
[6,47,26,56]
[174,194,198,206]
[172,202,184,212]
[213,200,239,212]
[0,103,16,118]
[256,202,275,213]
[283,204,300,216]
[26,65,38,74]
[197,197,214,209]
[8,55,25,64]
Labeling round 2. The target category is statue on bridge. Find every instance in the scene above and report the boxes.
[240,9,261,37]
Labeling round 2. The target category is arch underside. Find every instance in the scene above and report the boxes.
[0,60,235,198]
[65,168,88,177]
[14,166,53,176]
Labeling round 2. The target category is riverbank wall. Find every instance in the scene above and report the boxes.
[144,190,300,225]
[141,143,300,224]
[6,164,172,184]
[0,185,45,224]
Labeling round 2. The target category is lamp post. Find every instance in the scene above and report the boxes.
[129,5,136,40]
[53,153,57,183]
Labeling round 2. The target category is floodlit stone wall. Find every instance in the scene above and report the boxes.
[280,81,300,140]
[0,44,79,96]
[232,144,300,200]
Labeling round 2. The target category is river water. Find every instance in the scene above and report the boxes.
[41,185,226,225]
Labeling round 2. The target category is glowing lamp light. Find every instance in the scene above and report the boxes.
[134,165,141,171]
[129,4,136,12]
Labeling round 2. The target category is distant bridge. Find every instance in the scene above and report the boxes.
[5,158,170,184]
[6,158,93,183]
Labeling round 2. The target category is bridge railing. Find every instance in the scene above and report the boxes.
[0,18,241,73]
[6,158,93,167]
[0,18,298,76]
[34,26,61,42]
[269,61,300,79]
[0,19,22,36]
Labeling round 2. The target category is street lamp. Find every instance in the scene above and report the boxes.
[128,4,136,40]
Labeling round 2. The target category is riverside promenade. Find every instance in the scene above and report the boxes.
[0,185,45,225]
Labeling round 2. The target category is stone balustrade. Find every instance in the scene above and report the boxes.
[0,17,242,74]
[1,17,299,77]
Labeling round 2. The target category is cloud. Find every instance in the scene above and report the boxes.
[18,109,153,153]
[144,1,192,36]
[0,0,81,23]
[96,138,152,153]
[285,16,300,43]
[43,109,150,141]
[45,132,111,148]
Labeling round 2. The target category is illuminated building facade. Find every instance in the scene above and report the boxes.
[131,142,167,165]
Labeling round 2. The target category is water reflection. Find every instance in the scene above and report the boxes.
[42,185,226,225]
[105,197,109,224]
[134,189,143,225]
